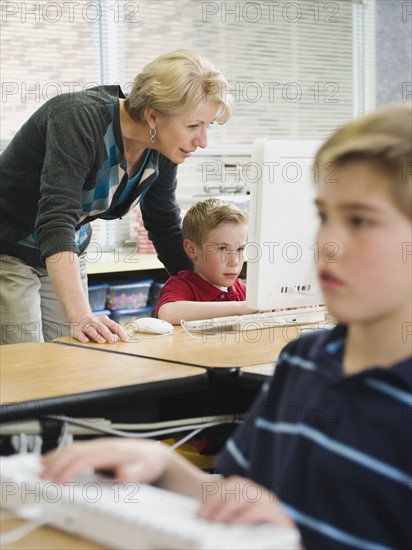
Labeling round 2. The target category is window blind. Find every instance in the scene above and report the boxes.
[1,0,376,243]
[1,0,376,148]
[0,0,102,148]
[109,0,376,148]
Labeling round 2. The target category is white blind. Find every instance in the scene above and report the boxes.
[108,0,376,148]
[1,0,376,242]
[0,0,102,147]
[1,0,376,147]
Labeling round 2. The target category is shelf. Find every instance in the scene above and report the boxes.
[86,252,163,275]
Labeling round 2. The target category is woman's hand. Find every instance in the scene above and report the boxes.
[41,439,172,484]
[70,311,128,344]
[45,252,128,344]
[198,476,297,529]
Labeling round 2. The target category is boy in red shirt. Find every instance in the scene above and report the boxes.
[156,198,257,324]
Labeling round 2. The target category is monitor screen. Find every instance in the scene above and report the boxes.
[245,139,325,311]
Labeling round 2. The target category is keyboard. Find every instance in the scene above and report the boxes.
[1,453,301,549]
[181,305,326,332]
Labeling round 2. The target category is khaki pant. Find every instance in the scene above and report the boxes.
[0,254,88,344]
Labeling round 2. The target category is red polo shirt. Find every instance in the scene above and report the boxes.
[156,270,246,316]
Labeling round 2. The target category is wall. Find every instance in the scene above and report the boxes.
[375,0,412,105]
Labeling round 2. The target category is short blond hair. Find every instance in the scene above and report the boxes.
[183,198,249,246]
[124,49,233,124]
[315,102,412,219]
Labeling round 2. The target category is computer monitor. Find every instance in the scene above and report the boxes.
[245,139,324,311]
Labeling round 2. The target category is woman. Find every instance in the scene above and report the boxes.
[0,50,233,344]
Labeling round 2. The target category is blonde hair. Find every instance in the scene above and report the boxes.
[315,102,412,219]
[183,198,249,246]
[124,49,233,124]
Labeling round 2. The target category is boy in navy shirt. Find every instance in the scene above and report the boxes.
[43,102,412,550]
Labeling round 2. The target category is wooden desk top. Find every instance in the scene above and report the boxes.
[56,323,306,369]
[0,513,104,549]
[0,343,207,407]
[240,363,276,378]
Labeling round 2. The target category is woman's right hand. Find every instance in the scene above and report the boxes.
[41,438,172,484]
[69,311,128,344]
[45,252,128,344]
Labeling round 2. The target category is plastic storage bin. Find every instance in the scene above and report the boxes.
[148,282,165,309]
[92,309,111,318]
[106,280,153,311]
[88,284,109,312]
[110,306,154,326]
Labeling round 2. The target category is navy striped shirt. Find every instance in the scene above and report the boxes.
[216,325,412,550]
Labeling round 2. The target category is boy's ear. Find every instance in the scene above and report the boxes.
[183,239,197,261]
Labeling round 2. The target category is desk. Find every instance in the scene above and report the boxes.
[55,323,305,370]
[0,343,207,423]
[54,326,298,422]
[240,363,276,378]
[239,363,276,389]
[53,326,291,426]
[0,514,103,549]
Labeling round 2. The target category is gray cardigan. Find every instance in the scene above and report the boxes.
[0,85,191,274]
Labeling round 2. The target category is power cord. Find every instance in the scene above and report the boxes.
[45,414,241,440]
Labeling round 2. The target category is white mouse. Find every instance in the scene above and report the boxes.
[128,317,174,335]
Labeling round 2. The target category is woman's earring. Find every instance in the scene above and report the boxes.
[150,128,157,143]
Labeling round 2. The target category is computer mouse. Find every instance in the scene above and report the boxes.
[129,317,174,335]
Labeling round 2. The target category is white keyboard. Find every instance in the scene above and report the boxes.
[181,305,326,332]
[1,453,301,550]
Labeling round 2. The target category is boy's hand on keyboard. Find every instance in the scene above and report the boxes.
[41,438,172,484]
[198,476,296,529]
